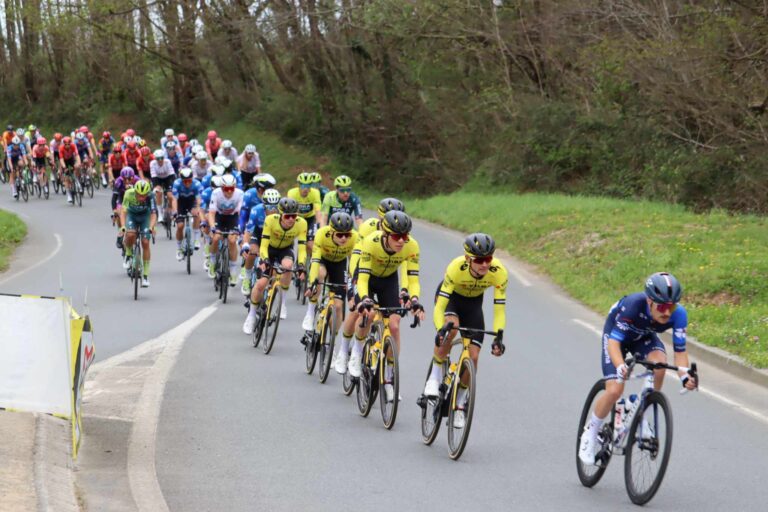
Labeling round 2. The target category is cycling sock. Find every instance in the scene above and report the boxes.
[209,253,216,265]
[589,413,604,433]
[340,336,351,355]
[229,261,238,276]
[247,303,259,319]
[245,268,253,281]
[306,303,315,318]
[177,240,182,249]
[143,260,150,277]
[125,248,133,258]
[352,335,365,357]
[430,356,445,381]
[385,365,394,382]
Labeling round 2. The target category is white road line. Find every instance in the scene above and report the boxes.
[126,302,218,512]
[571,318,768,426]
[0,232,62,285]
[507,266,532,287]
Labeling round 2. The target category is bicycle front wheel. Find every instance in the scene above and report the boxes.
[305,328,319,375]
[355,337,379,417]
[21,180,29,201]
[447,357,476,460]
[378,336,399,429]
[624,391,673,506]
[318,307,337,384]
[576,379,615,488]
[262,286,282,355]
[342,340,355,396]
[420,362,445,446]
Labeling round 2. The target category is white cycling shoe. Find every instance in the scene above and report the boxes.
[423,378,441,397]
[301,312,314,331]
[334,351,349,375]
[578,428,598,465]
[176,249,183,262]
[452,409,466,429]
[243,314,258,335]
[141,277,150,288]
[348,352,362,378]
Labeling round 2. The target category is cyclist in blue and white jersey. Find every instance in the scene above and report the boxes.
[200,175,222,270]
[7,136,28,199]
[578,272,698,465]
[239,173,276,233]
[160,128,179,150]
[164,140,182,173]
[172,167,204,260]
[240,189,281,295]
[206,174,244,286]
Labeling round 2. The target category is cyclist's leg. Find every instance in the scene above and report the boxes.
[593,334,627,419]
[139,217,151,277]
[639,335,667,391]
[153,182,163,216]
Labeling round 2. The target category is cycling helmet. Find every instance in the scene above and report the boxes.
[207,130,217,139]
[179,167,193,179]
[221,174,236,189]
[263,189,281,206]
[113,144,123,153]
[6,124,12,131]
[211,165,225,176]
[126,128,136,137]
[79,125,88,133]
[132,135,141,143]
[214,156,224,166]
[16,128,24,136]
[153,149,165,159]
[196,151,208,160]
[134,179,151,195]
[644,272,683,304]
[11,136,20,144]
[244,144,256,154]
[329,212,354,233]
[220,158,232,170]
[29,124,36,131]
[123,135,132,144]
[377,197,405,217]
[140,146,152,156]
[37,137,46,145]
[189,138,199,148]
[103,131,111,139]
[211,176,223,189]
[297,172,313,185]
[120,167,135,181]
[54,133,62,141]
[222,139,232,149]
[127,141,137,150]
[62,136,72,144]
[334,175,352,188]
[178,133,188,142]
[165,141,176,150]
[310,172,322,184]
[252,173,276,189]
[463,233,496,258]
[278,197,299,215]
[381,211,412,235]
[75,132,85,140]
[164,128,174,137]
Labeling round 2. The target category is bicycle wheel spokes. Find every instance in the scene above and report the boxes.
[318,307,337,384]
[341,340,355,396]
[447,357,476,460]
[378,336,399,429]
[356,339,378,417]
[419,362,444,446]
[305,328,319,375]
[624,392,673,506]
[252,304,265,348]
[576,380,615,487]
[263,286,282,354]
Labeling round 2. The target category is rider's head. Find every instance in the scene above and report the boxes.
[644,272,682,323]
[463,233,495,277]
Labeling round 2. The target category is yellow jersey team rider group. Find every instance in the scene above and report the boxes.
[423,233,508,428]
[287,172,322,254]
[242,197,308,334]
[346,211,426,402]
[301,212,360,332]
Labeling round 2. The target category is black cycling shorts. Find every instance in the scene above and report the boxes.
[214,213,239,233]
[305,216,318,241]
[318,258,347,292]
[434,281,485,346]
[33,157,47,168]
[177,195,197,216]
[354,270,400,317]
[152,175,175,192]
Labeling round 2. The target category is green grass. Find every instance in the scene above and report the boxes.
[0,209,27,272]
[211,120,768,367]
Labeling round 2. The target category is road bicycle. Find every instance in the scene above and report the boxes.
[32,160,50,199]
[247,262,287,355]
[575,353,698,505]
[179,212,194,275]
[303,280,346,383]
[294,266,308,305]
[161,192,173,240]
[127,228,154,300]
[355,301,419,430]
[64,166,83,207]
[80,160,94,199]
[417,323,497,460]
[213,230,238,303]
[14,165,30,202]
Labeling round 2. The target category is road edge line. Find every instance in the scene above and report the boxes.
[0,232,62,285]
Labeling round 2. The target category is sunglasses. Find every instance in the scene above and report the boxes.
[655,302,677,314]
[222,186,235,193]
[334,232,353,239]
[472,255,494,265]
[389,233,409,242]
[299,184,311,190]
[282,213,298,220]
[337,187,352,193]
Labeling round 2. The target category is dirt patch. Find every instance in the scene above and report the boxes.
[687,291,741,307]
[568,232,606,255]
[531,228,568,250]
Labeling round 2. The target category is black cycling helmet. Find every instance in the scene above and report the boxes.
[329,212,354,233]
[464,233,496,258]
[278,197,299,215]
[377,197,405,218]
[381,211,412,235]
[644,272,682,304]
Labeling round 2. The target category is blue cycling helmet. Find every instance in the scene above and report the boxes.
[644,272,682,304]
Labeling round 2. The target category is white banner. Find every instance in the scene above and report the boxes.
[0,294,72,416]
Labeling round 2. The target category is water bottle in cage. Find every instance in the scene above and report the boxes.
[614,398,626,431]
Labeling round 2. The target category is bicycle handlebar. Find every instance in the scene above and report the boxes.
[624,354,699,394]
[442,321,498,337]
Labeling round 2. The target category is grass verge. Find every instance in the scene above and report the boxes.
[0,209,27,273]
[217,122,768,368]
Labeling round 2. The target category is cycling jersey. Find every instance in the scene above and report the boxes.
[150,159,175,178]
[160,135,179,149]
[75,139,90,158]
[7,143,27,158]
[2,131,14,147]
[206,137,222,157]
[124,149,141,168]
[165,150,181,171]
[109,153,126,171]
[50,140,60,154]
[349,217,380,274]
[32,145,50,159]
[201,187,213,211]
[122,187,157,217]
[137,155,153,175]
[208,188,244,216]
[172,178,203,199]
[308,226,359,284]
[604,293,688,352]
[287,187,322,219]
[433,256,508,332]
[245,203,268,241]
[356,230,420,299]
[259,214,308,265]
[58,143,76,161]
[191,160,212,180]
[320,191,363,219]
[239,188,262,233]
[219,148,238,162]
[99,137,114,153]
[237,153,260,174]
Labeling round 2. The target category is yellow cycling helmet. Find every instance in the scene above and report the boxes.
[334,175,352,188]
[310,172,322,184]
[297,172,313,185]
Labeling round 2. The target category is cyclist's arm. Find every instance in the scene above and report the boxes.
[433,270,455,329]
[404,240,421,300]
[352,194,363,221]
[297,220,308,267]
[312,190,322,225]
[348,239,363,275]
[171,183,179,212]
[258,217,272,260]
[308,236,324,284]
[491,265,508,333]
[319,194,332,227]
[356,240,373,299]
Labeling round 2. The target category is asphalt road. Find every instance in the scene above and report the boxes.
[3,189,768,511]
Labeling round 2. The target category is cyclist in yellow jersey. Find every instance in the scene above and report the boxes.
[423,233,508,428]
[301,212,360,332]
[286,172,322,254]
[243,198,308,334]
[345,211,425,383]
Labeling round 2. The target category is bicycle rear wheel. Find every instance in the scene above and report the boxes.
[185,229,192,275]
[355,337,379,417]
[305,329,319,375]
[35,180,41,198]
[75,181,83,207]
[252,304,265,348]
[85,176,94,198]
[419,362,445,446]
[576,380,615,487]
[318,307,337,384]
[379,336,399,429]
[342,340,355,396]
[165,211,172,240]
[624,391,673,505]
[262,286,282,355]
[447,357,476,460]
[21,180,29,202]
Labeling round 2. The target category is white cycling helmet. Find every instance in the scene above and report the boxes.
[196,151,207,160]
[211,175,223,188]
[220,158,232,169]
[214,156,224,166]
[189,139,199,148]
[252,173,276,188]
[211,165,225,176]
[75,132,85,140]
[263,189,281,206]
[179,167,193,179]
[164,128,174,137]
[11,136,20,144]
[244,144,256,154]
[123,135,132,144]
[154,149,165,159]
[222,139,232,150]
[221,174,236,188]
[132,135,141,143]
[165,140,176,149]
[15,128,24,136]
